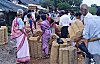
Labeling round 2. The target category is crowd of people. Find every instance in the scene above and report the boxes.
[10,3,100,64]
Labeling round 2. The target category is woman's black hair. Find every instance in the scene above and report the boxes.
[96,7,100,16]
[36,15,40,21]
[70,10,75,15]
[75,12,82,17]
[27,13,32,18]
[50,18,54,24]
[46,13,49,16]
[28,10,32,13]
[41,14,46,21]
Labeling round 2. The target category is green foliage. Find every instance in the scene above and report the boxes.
[89,7,97,15]
[57,0,82,7]
[91,4,97,7]
[58,2,71,10]
[41,0,83,11]
[41,0,54,9]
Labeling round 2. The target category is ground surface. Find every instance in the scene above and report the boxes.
[0,37,84,64]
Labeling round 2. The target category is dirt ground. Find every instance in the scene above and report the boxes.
[31,54,84,64]
[0,37,84,64]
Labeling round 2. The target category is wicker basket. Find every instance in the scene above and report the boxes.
[68,46,77,64]
[59,46,77,64]
[59,48,69,64]
[50,42,59,64]
[29,37,42,58]
[0,28,4,45]
[68,19,84,41]
[1,26,8,44]
[50,41,68,64]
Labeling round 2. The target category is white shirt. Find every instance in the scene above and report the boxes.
[81,12,93,24]
[83,16,100,55]
[17,18,24,29]
[59,14,71,26]
[31,12,36,21]
[24,15,27,22]
[24,12,36,22]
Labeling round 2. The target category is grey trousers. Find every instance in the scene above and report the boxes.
[85,54,100,64]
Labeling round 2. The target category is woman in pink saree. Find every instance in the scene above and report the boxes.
[40,14,51,58]
[10,9,30,63]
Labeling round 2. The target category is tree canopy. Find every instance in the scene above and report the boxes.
[58,2,71,10]
[41,0,83,10]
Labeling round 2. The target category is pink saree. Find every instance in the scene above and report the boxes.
[10,17,30,62]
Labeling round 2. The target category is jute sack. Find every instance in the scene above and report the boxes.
[59,46,77,64]
[35,29,42,58]
[29,37,38,58]
[0,28,4,45]
[49,34,58,44]
[59,48,69,64]
[1,26,8,44]
[37,40,42,58]
[68,19,84,41]
[61,38,71,46]
[61,38,67,43]
[66,38,70,42]
[29,37,42,58]
[59,43,67,48]
[50,41,59,64]
[50,41,68,64]
[68,46,77,64]
[34,29,42,37]
[61,38,70,42]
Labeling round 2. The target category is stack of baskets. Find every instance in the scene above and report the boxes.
[50,39,77,64]
[0,26,8,45]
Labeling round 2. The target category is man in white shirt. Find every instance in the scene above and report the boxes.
[80,4,93,24]
[80,4,100,64]
[59,11,71,26]
[59,11,71,38]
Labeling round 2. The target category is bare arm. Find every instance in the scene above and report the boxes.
[89,38,100,42]
[19,29,28,36]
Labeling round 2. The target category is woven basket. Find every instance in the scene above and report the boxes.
[50,41,68,64]
[37,41,42,58]
[0,28,4,45]
[68,19,84,41]
[50,42,59,64]
[29,37,42,58]
[68,46,77,64]
[59,48,69,64]
[59,43,67,48]
[29,37,38,58]
[1,26,8,44]
[59,46,77,64]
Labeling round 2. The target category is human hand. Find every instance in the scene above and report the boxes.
[81,39,88,47]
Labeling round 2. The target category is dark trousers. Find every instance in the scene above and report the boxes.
[61,26,68,38]
[78,42,93,59]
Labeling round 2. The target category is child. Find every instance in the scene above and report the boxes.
[27,13,34,35]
